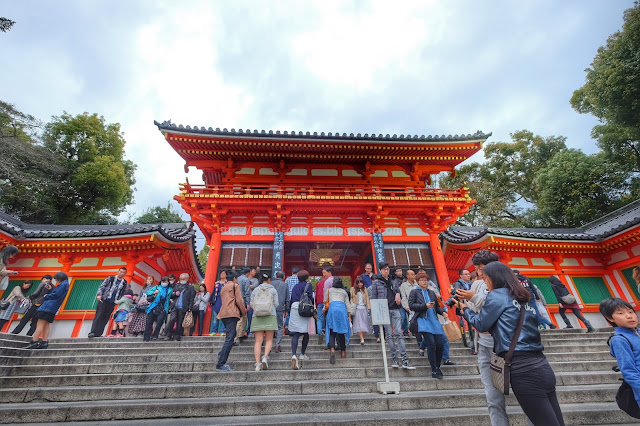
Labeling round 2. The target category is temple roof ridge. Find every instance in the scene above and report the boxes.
[154,120,492,143]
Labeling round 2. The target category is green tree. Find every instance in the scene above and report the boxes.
[0,101,66,223]
[534,150,632,227]
[441,130,568,227]
[571,2,640,173]
[136,202,184,224]
[198,243,210,273]
[43,112,136,224]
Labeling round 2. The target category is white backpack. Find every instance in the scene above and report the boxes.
[253,286,274,317]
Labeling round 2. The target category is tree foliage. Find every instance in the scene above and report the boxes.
[198,243,210,273]
[443,130,637,228]
[0,103,137,224]
[135,202,184,224]
[571,1,640,173]
[0,18,15,33]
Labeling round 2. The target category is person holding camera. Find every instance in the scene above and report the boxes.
[11,275,53,336]
[0,280,32,330]
[0,245,19,289]
[447,269,475,353]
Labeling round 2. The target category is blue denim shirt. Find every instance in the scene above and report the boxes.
[610,327,640,406]
[463,288,543,355]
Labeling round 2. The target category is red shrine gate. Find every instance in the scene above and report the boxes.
[156,121,490,300]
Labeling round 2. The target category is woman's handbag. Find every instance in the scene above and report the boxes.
[182,310,194,328]
[15,298,31,314]
[409,312,419,335]
[0,300,10,310]
[490,306,525,395]
[134,304,148,313]
[442,319,462,342]
[560,294,577,304]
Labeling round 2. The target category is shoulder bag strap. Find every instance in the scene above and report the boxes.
[504,306,526,365]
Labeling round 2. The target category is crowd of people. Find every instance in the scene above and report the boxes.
[4,242,640,424]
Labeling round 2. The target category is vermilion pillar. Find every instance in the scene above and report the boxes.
[202,231,221,335]
[429,233,451,298]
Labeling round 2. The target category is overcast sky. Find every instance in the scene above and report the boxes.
[1,1,634,237]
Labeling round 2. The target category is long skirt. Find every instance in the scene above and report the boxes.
[352,305,371,334]
[288,302,312,334]
[128,311,147,334]
[325,301,351,345]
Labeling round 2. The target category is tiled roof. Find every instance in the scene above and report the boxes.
[0,212,196,243]
[154,120,491,143]
[441,199,640,244]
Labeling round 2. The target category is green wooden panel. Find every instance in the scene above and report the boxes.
[64,279,102,310]
[2,280,37,299]
[621,267,640,299]
[530,277,556,304]
[572,276,612,304]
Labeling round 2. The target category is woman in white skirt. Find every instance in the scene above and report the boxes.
[288,270,314,370]
[0,280,32,330]
[350,276,371,345]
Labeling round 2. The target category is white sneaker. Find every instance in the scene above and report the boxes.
[255,362,262,371]
[291,355,299,370]
[299,354,310,361]
[391,359,400,368]
[402,362,416,370]
[261,355,269,370]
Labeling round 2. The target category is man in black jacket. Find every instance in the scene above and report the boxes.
[165,273,196,341]
[11,275,52,336]
[88,268,129,338]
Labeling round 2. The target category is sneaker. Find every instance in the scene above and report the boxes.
[391,359,400,368]
[299,354,310,361]
[87,333,95,338]
[261,355,269,370]
[443,360,456,366]
[25,341,41,349]
[550,324,557,329]
[105,334,114,338]
[291,355,299,370]
[402,362,416,370]
[434,368,443,379]
[151,337,158,341]
[209,333,215,336]
[255,362,262,371]
[216,365,232,371]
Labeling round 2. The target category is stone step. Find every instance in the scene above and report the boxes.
[0,365,620,389]
[1,347,613,367]
[13,403,635,426]
[0,386,623,424]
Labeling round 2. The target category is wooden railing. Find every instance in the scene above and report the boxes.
[179,183,469,200]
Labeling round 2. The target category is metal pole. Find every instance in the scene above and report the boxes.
[380,325,390,383]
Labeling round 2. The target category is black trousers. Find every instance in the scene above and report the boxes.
[558,307,589,327]
[143,308,166,341]
[166,308,186,338]
[90,300,115,336]
[511,358,564,426]
[12,304,39,335]
[217,317,238,368]
[329,330,346,351]
[419,332,444,372]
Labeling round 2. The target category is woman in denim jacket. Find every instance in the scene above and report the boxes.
[460,262,564,426]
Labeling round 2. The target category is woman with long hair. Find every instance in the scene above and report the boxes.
[350,276,371,345]
[0,280,32,330]
[26,272,70,350]
[409,272,445,379]
[288,270,314,370]
[548,276,594,332]
[460,262,564,426]
[323,277,352,363]
[191,283,210,336]
[128,276,155,336]
[0,245,19,286]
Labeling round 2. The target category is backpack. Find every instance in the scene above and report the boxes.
[608,334,640,419]
[298,283,316,318]
[253,286,274,317]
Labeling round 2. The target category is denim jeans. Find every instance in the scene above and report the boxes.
[209,310,225,334]
[399,309,409,334]
[217,317,238,368]
[381,309,407,363]
[190,309,205,336]
[477,343,511,426]
[443,334,450,360]
[316,303,325,335]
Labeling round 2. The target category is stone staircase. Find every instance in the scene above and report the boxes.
[0,329,638,425]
